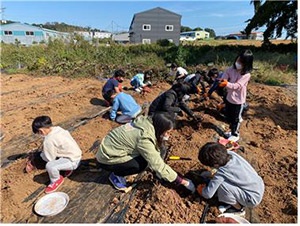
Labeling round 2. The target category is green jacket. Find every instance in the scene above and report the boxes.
[96,116,177,182]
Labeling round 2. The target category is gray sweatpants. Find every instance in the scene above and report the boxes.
[46,157,80,183]
[218,181,259,208]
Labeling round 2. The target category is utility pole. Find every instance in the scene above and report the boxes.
[0,7,7,23]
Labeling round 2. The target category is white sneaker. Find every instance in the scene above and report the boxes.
[182,94,190,102]
[135,87,142,93]
[219,205,246,217]
[218,205,232,213]
[228,135,240,142]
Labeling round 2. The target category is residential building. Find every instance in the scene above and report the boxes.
[112,32,130,44]
[129,7,181,45]
[180,30,210,41]
[74,31,112,41]
[248,32,263,40]
[0,22,69,46]
[226,32,264,40]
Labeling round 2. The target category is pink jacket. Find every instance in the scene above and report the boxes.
[222,66,251,105]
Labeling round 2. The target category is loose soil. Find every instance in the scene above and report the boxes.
[0,73,297,223]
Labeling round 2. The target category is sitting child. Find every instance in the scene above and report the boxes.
[31,116,82,193]
[107,89,142,124]
[197,142,264,216]
[130,70,152,93]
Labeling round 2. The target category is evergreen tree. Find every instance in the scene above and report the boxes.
[244,0,297,45]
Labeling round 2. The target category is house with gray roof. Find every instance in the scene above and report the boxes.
[129,7,181,45]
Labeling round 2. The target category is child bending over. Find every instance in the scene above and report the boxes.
[197,142,264,215]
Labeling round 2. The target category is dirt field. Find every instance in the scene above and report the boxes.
[0,73,297,223]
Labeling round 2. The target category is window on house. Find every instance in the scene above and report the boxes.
[4,31,12,35]
[143,24,151,31]
[142,39,151,44]
[165,25,174,31]
[25,31,34,36]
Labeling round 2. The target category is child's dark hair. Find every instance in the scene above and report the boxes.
[32,116,53,134]
[171,82,191,98]
[233,49,253,75]
[144,70,153,78]
[198,142,231,167]
[207,68,219,77]
[114,69,125,77]
[170,63,178,69]
[151,112,174,145]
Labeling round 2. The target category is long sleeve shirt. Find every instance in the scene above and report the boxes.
[201,151,264,206]
[96,116,178,182]
[40,126,82,162]
[148,89,194,117]
[222,67,251,104]
[130,73,145,88]
[208,72,224,95]
[110,92,141,120]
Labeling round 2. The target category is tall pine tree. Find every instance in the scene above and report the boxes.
[244,0,297,45]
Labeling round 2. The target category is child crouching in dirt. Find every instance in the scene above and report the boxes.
[96,112,195,193]
[197,142,264,216]
[30,116,82,193]
[130,69,153,93]
[106,89,142,124]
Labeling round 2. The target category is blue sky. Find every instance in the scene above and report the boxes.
[1,0,259,36]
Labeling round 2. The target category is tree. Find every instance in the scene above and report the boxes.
[193,27,203,31]
[204,28,216,38]
[244,0,297,45]
[181,26,193,32]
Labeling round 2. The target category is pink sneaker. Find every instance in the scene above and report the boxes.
[63,170,73,177]
[45,176,64,194]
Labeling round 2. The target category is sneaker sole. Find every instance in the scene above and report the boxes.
[230,210,246,217]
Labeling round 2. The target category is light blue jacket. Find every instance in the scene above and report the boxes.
[130,73,145,88]
[110,92,141,120]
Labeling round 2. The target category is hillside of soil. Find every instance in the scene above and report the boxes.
[0,73,297,223]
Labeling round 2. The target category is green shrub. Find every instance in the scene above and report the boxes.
[1,41,297,85]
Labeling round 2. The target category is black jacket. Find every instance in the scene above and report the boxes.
[148,88,194,117]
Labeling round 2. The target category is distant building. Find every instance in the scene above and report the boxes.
[74,31,112,41]
[248,32,263,40]
[0,22,69,46]
[226,32,264,40]
[180,30,210,41]
[129,7,181,45]
[112,32,130,44]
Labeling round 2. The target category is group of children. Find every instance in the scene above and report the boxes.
[25,49,264,218]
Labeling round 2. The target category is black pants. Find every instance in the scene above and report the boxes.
[225,100,243,136]
[98,155,148,176]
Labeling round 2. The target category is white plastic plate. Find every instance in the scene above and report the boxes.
[218,213,250,224]
[34,192,69,216]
